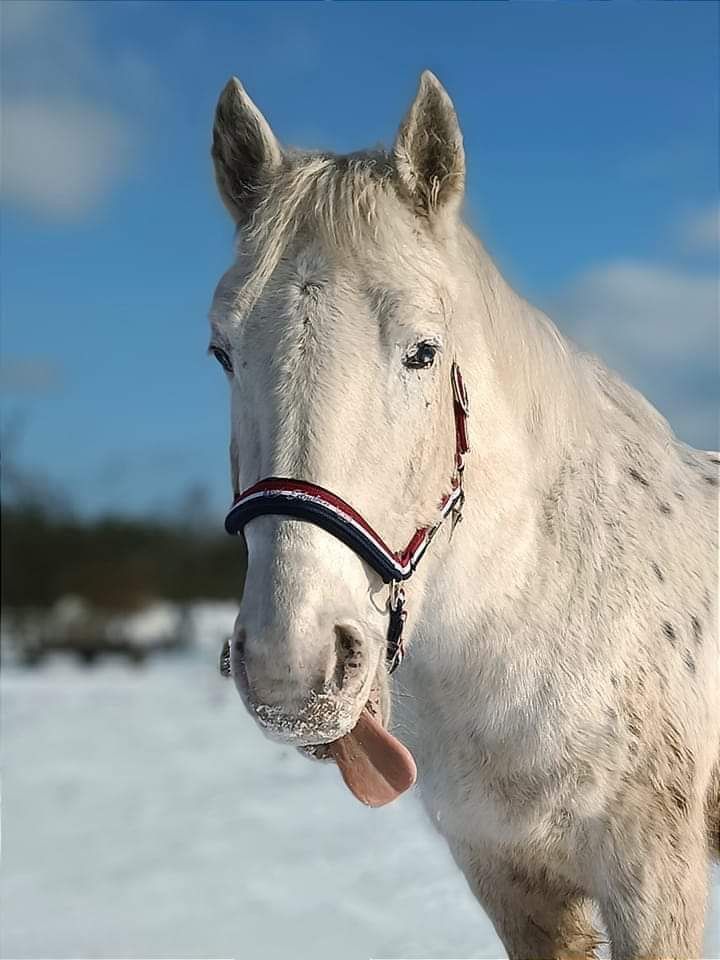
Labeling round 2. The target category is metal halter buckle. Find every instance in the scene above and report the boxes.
[450,471,465,536]
[386,582,407,674]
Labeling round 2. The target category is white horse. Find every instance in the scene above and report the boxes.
[209,72,719,959]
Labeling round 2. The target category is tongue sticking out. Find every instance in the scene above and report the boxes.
[328,707,417,807]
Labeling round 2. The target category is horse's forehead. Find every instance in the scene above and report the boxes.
[212,232,446,345]
[280,239,445,313]
[276,238,408,289]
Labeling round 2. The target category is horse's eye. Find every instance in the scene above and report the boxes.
[211,347,233,374]
[404,341,438,370]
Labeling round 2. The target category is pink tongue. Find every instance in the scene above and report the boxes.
[328,708,417,807]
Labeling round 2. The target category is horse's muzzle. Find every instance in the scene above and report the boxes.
[226,623,387,748]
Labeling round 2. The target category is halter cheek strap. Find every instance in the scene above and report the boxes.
[224,362,470,673]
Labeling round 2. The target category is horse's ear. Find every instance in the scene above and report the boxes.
[212,77,282,223]
[394,71,465,220]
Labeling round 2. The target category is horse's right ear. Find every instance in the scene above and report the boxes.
[212,77,282,224]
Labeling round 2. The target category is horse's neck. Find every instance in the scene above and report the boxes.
[421,234,604,640]
[462,230,592,478]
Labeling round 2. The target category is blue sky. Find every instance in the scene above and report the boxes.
[1,0,718,517]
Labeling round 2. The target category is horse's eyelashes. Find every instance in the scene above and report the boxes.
[404,341,438,370]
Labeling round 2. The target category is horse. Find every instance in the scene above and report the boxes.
[208,71,719,959]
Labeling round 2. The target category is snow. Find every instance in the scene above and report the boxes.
[106,602,184,647]
[2,655,719,959]
[182,601,239,655]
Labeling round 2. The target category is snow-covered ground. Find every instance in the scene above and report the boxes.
[2,655,719,960]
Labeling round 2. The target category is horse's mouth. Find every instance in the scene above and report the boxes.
[220,640,416,807]
[299,670,385,762]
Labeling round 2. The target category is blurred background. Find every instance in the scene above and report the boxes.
[1,2,718,958]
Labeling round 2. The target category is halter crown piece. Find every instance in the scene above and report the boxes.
[225,362,470,674]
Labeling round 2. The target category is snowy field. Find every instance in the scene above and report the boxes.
[2,654,719,960]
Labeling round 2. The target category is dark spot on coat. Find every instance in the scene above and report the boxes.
[651,562,665,582]
[670,786,688,817]
[629,467,649,487]
[663,729,683,764]
[541,500,556,538]
[708,456,720,465]
[662,622,677,645]
[674,490,685,500]
[703,474,718,487]
[682,649,696,675]
[627,710,642,739]
[690,615,702,644]
[610,673,619,688]
[657,501,672,515]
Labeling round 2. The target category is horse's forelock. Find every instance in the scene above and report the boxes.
[234,151,404,309]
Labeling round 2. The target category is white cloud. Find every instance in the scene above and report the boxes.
[554,261,717,366]
[678,203,720,255]
[548,260,719,449]
[2,99,132,218]
[1,1,141,218]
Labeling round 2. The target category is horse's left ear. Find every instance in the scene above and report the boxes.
[394,71,465,220]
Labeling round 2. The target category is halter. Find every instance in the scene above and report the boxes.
[225,362,470,674]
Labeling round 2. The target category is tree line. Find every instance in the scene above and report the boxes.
[2,499,246,610]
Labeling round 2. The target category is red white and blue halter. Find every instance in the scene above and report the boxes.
[225,362,470,673]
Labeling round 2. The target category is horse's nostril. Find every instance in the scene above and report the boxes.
[221,630,245,677]
[334,624,365,692]
[219,639,231,677]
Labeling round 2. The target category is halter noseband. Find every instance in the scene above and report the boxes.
[224,362,470,673]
